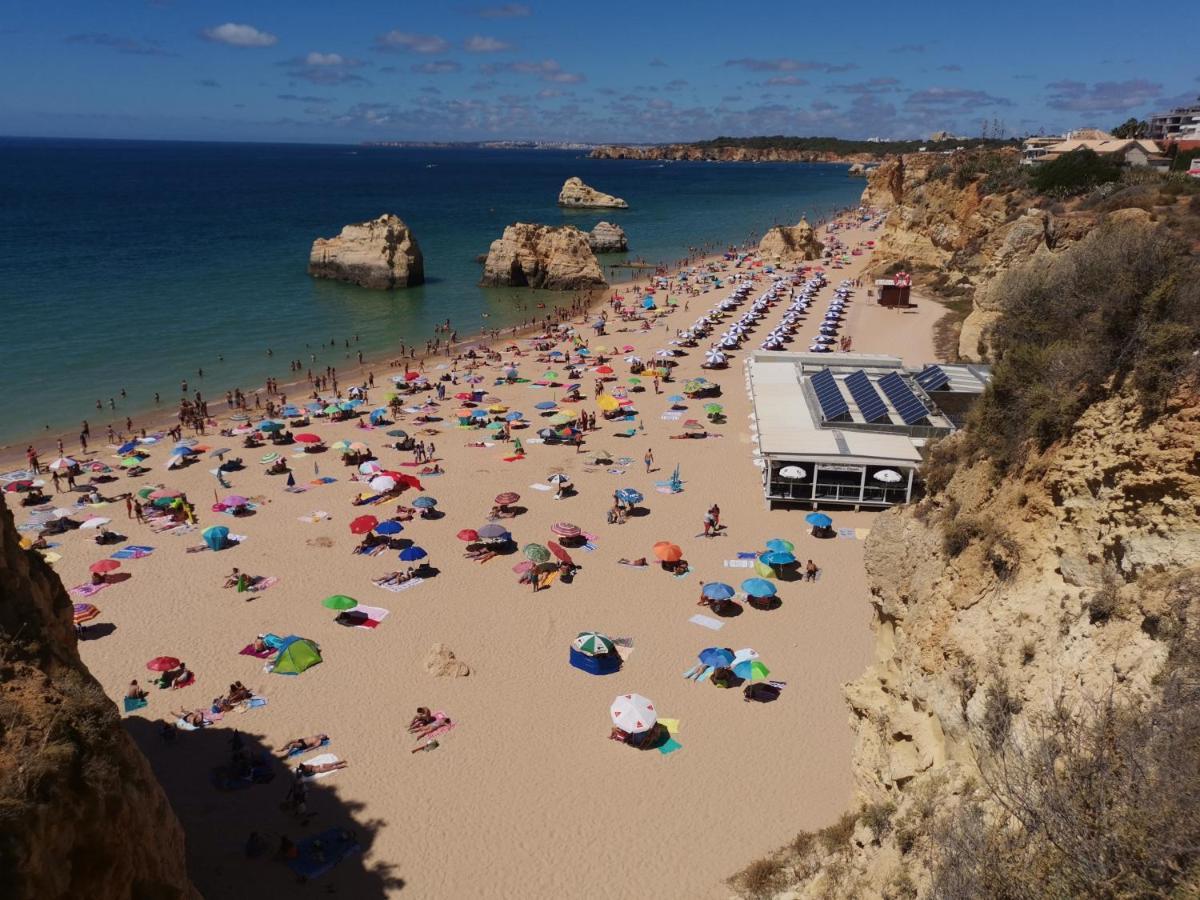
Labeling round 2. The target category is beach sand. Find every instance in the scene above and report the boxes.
[20,218,945,898]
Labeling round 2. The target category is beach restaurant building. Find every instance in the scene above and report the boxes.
[747,352,989,509]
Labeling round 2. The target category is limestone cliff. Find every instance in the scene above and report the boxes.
[589,145,877,164]
[557,177,628,209]
[480,223,607,290]
[758,218,823,262]
[308,214,424,290]
[0,497,199,900]
[588,221,628,253]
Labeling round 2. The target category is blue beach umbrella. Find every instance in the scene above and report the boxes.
[741,578,777,598]
[412,496,437,509]
[615,488,643,505]
[399,546,428,562]
[806,513,833,528]
[369,408,388,424]
[535,401,558,411]
[281,405,300,417]
[667,395,685,404]
[732,657,770,681]
[760,550,797,567]
[699,647,736,668]
[470,409,488,419]
[202,525,230,551]
[117,440,138,455]
[375,521,403,535]
[258,420,284,432]
[702,582,736,601]
[765,539,795,554]
[504,411,524,421]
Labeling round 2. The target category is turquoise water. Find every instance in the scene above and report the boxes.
[0,138,863,446]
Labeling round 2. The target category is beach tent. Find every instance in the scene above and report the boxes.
[272,636,322,676]
[569,631,622,675]
[203,525,230,551]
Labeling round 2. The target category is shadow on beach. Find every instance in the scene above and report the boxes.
[125,717,405,897]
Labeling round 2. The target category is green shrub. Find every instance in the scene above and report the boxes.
[1031,148,1122,197]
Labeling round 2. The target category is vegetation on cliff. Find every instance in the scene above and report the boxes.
[684,136,1015,156]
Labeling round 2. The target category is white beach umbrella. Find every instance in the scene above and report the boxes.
[47,457,77,471]
[369,475,398,493]
[779,466,807,479]
[80,517,111,529]
[873,469,903,483]
[51,507,77,519]
[610,693,657,734]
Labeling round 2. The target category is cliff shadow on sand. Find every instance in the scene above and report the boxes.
[125,716,407,897]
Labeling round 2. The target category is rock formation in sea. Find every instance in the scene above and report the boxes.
[757,218,823,262]
[0,497,199,900]
[480,223,607,290]
[587,221,628,253]
[308,213,425,289]
[557,177,628,209]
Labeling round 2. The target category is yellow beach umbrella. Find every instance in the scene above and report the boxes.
[596,395,619,412]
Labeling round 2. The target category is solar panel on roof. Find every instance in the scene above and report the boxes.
[916,365,950,392]
[878,372,930,425]
[845,370,891,424]
[810,368,849,421]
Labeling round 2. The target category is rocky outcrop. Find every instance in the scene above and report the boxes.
[557,177,628,209]
[847,162,867,176]
[480,223,607,290]
[587,221,628,253]
[590,144,879,165]
[0,498,199,900]
[758,218,824,262]
[308,214,424,289]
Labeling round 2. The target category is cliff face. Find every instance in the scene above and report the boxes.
[0,498,199,900]
[308,214,425,290]
[558,176,628,208]
[758,218,823,262]
[480,223,607,290]
[859,153,1090,360]
[589,144,877,164]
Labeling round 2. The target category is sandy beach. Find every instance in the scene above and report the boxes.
[9,214,943,898]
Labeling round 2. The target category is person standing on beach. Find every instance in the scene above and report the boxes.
[125,496,133,519]
[644,449,654,473]
[26,446,40,474]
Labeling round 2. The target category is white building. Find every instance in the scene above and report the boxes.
[748,352,990,508]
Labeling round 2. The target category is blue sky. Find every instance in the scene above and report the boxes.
[2,0,1196,143]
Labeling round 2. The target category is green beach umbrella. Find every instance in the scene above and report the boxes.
[322,594,358,611]
[732,658,770,681]
[136,487,154,499]
[572,632,616,657]
[704,403,723,415]
[120,457,141,468]
[523,543,551,564]
[683,380,704,394]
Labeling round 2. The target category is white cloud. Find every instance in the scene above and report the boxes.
[464,35,512,53]
[306,52,344,66]
[203,23,277,48]
[375,31,450,54]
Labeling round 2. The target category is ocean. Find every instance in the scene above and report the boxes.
[0,138,863,448]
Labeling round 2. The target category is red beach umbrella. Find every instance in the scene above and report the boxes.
[350,515,379,535]
[73,602,101,624]
[595,365,614,375]
[89,559,120,574]
[398,474,424,490]
[146,656,181,672]
[457,529,480,542]
[295,433,321,444]
[547,541,573,565]
[652,541,683,563]
[550,522,581,538]
[3,480,33,493]
[494,492,520,506]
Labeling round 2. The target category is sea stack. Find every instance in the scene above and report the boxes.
[758,218,824,262]
[480,223,607,290]
[557,176,628,209]
[308,214,424,290]
[588,221,628,253]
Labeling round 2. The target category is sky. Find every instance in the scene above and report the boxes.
[2,0,1197,144]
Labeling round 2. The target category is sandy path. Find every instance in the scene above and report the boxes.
[23,216,942,898]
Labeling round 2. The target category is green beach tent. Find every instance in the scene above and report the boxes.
[272,638,322,676]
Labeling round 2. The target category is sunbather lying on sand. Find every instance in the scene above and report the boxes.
[412,717,450,740]
[618,557,648,567]
[373,570,413,586]
[278,734,329,757]
[296,758,348,776]
[408,707,436,732]
[171,708,211,728]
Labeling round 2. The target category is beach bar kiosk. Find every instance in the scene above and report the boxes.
[875,274,912,308]
[747,352,983,509]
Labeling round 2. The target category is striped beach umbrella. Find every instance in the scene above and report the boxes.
[572,632,615,657]
[73,602,100,624]
[550,522,581,538]
[494,492,520,506]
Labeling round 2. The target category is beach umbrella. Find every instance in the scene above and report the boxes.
[541,371,560,382]
[805,512,833,528]
[295,433,320,444]
[386,429,409,439]
[148,489,180,500]
[778,466,807,479]
[523,543,551,564]
[494,492,520,506]
[699,647,736,668]
[596,395,619,412]
[504,411,524,421]
[595,365,614,376]
[322,594,358,610]
[3,480,34,493]
[549,412,576,426]
[615,488,643,505]
[760,550,796,568]
[512,560,534,574]
[873,469,903,483]
[117,440,138,455]
[546,474,571,485]
[359,461,383,475]
[477,524,510,541]
[741,578,778,598]
[202,525,230,550]
[652,542,683,563]
[573,632,615,657]
[412,496,437,509]
[80,517,111,529]
[369,475,397,493]
[73,602,101,624]
[89,559,120,574]
[135,487,154,499]
[470,409,489,419]
[146,656,181,672]
[375,520,403,535]
[258,420,284,433]
[457,528,479,542]
[610,693,656,734]
[534,401,558,411]
[119,457,142,468]
[349,515,379,535]
[704,403,723,415]
[486,421,505,431]
[550,521,581,538]
[369,408,388,424]
[547,541,574,565]
[732,658,770,681]
[702,582,736,601]
[537,428,557,440]
[223,494,248,507]
[765,539,795,554]
[399,546,428,562]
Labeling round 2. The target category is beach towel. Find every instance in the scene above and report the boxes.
[688,614,723,631]
[502,456,525,462]
[111,545,155,560]
[174,716,211,731]
[658,717,680,733]
[347,605,389,629]
[239,644,273,659]
[736,551,758,559]
[658,737,683,756]
[297,753,342,781]
[838,528,856,539]
[39,551,61,564]
[283,486,309,494]
[238,696,268,712]
[285,737,330,759]
[123,696,148,714]
[246,576,278,593]
[375,577,424,593]
[286,827,361,881]
[723,559,754,568]
[529,483,552,491]
[537,569,561,590]
[69,582,107,598]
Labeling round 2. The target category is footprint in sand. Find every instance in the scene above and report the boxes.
[306,536,334,548]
